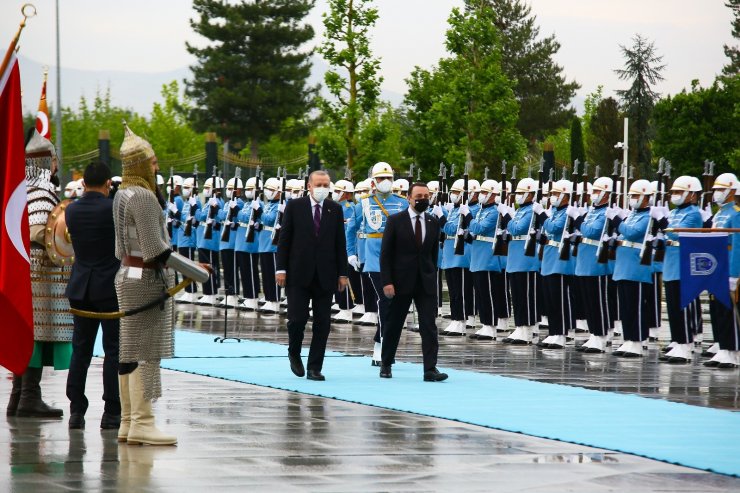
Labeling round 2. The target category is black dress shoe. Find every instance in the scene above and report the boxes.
[69,413,85,429]
[423,368,448,382]
[379,365,392,378]
[289,353,305,377]
[100,412,121,430]
[371,360,381,367]
[306,370,325,381]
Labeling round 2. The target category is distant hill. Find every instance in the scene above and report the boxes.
[18,54,405,117]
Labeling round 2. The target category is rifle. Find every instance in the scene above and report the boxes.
[453,159,470,256]
[571,161,589,257]
[536,167,556,261]
[524,158,545,257]
[557,159,580,261]
[416,168,421,182]
[638,158,664,265]
[244,166,262,243]
[302,165,310,197]
[204,166,220,240]
[483,166,489,182]
[220,167,242,243]
[652,160,671,263]
[701,160,715,210]
[271,167,287,246]
[183,163,199,237]
[492,160,508,256]
[166,166,175,239]
[407,162,415,184]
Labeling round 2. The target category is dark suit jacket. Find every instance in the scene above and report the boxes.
[276,196,348,292]
[380,209,439,296]
[64,191,120,303]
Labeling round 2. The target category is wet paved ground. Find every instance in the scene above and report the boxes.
[2,301,739,492]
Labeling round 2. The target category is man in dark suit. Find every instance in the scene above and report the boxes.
[65,161,121,429]
[379,182,448,382]
[276,170,349,381]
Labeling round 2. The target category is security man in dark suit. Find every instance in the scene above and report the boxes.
[276,170,349,381]
[379,182,448,382]
[65,161,121,430]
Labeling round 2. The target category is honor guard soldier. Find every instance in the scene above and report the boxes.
[659,176,703,363]
[345,162,408,365]
[705,173,740,368]
[392,178,409,199]
[574,177,614,353]
[64,179,79,200]
[257,177,283,314]
[427,180,446,311]
[195,176,225,305]
[350,179,373,318]
[440,178,480,336]
[176,176,202,303]
[612,179,654,357]
[468,179,510,340]
[217,175,244,308]
[503,177,542,345]
[538,179,577,349]
[331,179,357,323]
[235,176,262,311]
[166,175,184,254]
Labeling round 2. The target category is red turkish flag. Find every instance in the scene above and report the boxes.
[0,52,34,374]
[35,72,50,140]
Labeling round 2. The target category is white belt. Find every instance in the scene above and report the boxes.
[263,226,275,232]
[238,222,249,228]
[581,238,600,247]
[666,240,680,247]
[475,235,495,243]
[511,235,528,241]
[620,240,641,249]
[547,240,562,248]
[358,233,367,239]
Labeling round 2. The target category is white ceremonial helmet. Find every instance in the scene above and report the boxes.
[334,179,355,193]
[156,174,165,186]
[449,178,466,193]
[371,161,394,179]
[181,177,195,198]
[203,176,225,189]
[165,175,184,195]
[670,175,702,206]
[479,179,501,204]
[75,178,85,195]
[468,179,481,194]
[549,179,573,207]
[111,176,122,184]
[426,180,439,193]
[712,172,739,190]
[592,177,614,193]
[354,179,370,194]
[226,177,244,190]
[245,176,262,189]
[64,180,77,199]
[264,177,282,200]
[628,179,652,208]
[515,177,537,194]
[576,182,593,196]
[392,178,409,194]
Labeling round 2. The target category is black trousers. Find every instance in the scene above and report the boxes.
[689,297,703,335]
[361,269,377,313]
[607,276,618,327]
[236,251,260,299]
[66,298,120,416]
[335,280,354,310]
[537,272,548,322]
[368,271,391,343]
[178,247,198,293]
[381,278,439,372]
[437,269,444,308]
[343,267,362,307]
[542,274,574,336]
[198,248,221,295]
[287,273,333,372]
[260,252,281,302]
[510,271,539,327]
[444,267,474,320]
[709,297,740,350]
[220,249,239,296]
[617,280,652,342]
[665,280,695,344]
[577,276,610,336]
[645,272,662,329]
[472,271,509,326]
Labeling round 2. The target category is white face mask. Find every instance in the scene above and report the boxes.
[629,197,640,209]
[182,188,192,199]
[713,189,729,204]
[226,189,233,199]
[264,189,277,201]
[494,194,501,205]
[312,186,330,203]
[203,188,212,198]
[591,191,605,206]
[64,190,73,199]
[449,192,461,204]
[332,191,342,202]
[515,193,525,205]
[245,190,255,200]
[354,192,362,201]
[375,179,392,194]
[670,192,686,206]
[549,195,561,207]
[479,192,490,204]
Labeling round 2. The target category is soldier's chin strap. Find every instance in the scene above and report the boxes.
[69,278,194,320]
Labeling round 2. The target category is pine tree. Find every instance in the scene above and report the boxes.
[465,0,580,141]
[614,34,665,176]
[587,97,622,170]
[723,0,739,76]
[185,0,315,158]
[569,117,584,165]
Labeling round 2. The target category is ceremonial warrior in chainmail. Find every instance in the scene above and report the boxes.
[114,123,209,446]
[7,130,72,418]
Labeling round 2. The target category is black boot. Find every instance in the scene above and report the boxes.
[16,367,63,418]
[6,374,22,416]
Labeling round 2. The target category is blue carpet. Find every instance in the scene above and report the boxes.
[97,330,740,476]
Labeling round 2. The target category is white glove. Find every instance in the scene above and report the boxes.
[443,203,453,213]
[730,277,738,292]
[251,200,261,211]
[456,228,465,236]
[348,255,360,271]
[605,206,618,220]
[649,206,665,220]
[617,207,629,220]
[566,205,580,220]
[167,202,178,214]
[229,199,238,209]
[700,205,712,223]
[208,197,220,207]
[459,203,470,216]
[278,203,286,213]
[223,219,232,227]
[188,197,197,207]
[544,206,553,218]
[432,204,444,218]
[579,205,589,217]
[205,217,213,225]
[531,202,544,216]
[274,223,281,231]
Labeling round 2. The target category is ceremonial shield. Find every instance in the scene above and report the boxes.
[44,199,75,266]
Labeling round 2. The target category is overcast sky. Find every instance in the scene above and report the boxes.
[2,0,735,115]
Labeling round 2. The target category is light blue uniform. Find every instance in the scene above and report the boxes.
[346,193,408,273]
[506,204,541,272]
[663,204,702,282]
[541,206,576,276]
[612,209,653,283]
[196,197,224,251]
[441,204,480,269]
[346,201,367,265]
[178,197,202,249]
[217,198,244,250]
[257,200,280,253]
[169,195,184,248]
[713,203,740,277]
[575,204,610,276]
[469,204,504,272]
[235,200,262,254]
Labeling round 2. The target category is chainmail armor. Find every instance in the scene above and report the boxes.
[30,247,73,342]
[113,186,174,401]
[27,186,59,227]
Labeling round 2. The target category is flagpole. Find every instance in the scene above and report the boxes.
[0,4,36,77]
[55,0,63,179]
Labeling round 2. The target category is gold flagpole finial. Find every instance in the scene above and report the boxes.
[1,4,37,76]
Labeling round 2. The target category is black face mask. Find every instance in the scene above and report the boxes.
[413,198,429,213]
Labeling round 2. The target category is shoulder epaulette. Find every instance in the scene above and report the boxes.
[734,205,740,212]
[393,193,407,199]
[360,193,370,199]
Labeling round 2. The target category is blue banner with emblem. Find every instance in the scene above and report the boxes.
[679,232,731,308]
